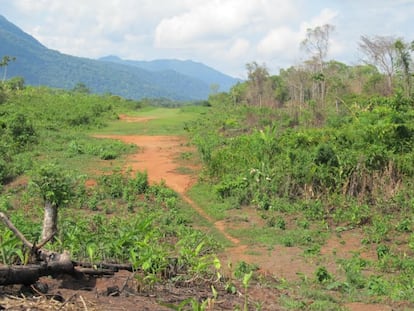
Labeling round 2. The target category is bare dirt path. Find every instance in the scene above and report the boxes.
[93,115,399,311]
[95,116,322,281]
[2,115,399,310]
[94,132,241,245]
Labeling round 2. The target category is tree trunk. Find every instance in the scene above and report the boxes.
[41,201,58,243]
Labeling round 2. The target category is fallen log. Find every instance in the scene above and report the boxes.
[0,250,74,286]
[0,212,133,286]
[0,264,44,285]
[0,258,133,285]
[73,262,133,272]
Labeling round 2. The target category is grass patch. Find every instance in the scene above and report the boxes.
[228,219,328,249]
[187,183,232,221]
[174,166,195,175]
[33,131,136,174]
[96,106,210,135]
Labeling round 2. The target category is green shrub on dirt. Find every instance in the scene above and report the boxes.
[189,93,414,209]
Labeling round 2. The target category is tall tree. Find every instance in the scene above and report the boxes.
[359,35,397,95]
[301,24,335,108]
[245,62,273,107]
[229,82,247,105]
[394,39,414,98]
[0,56,16,82]
[281,65,310,107]
[323,60,351,111]
[301,24,335,71]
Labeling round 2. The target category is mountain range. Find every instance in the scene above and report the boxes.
[0,15,240,100]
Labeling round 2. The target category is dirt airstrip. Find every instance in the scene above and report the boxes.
[0,114,399,310]
[88,115,395,311]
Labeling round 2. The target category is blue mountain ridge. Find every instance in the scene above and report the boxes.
[0,15,240,100]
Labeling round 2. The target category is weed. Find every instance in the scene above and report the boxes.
[276,217,286,230]
[0,230,22,264]
[234,261,259,279]
[279,295,307,309]
[364,215,391,243]
[180,151,193,160]
[0,195,12,211]
[315,266,332,284]
[304,245,321,256]
[376,244,390,260]
[338,253,369,289]
[242,271,253,311]
[367,275,390,296]
[396,218,412,232]
[296,218,310,229]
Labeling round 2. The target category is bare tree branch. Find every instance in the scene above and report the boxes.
[0,212,34,249]
[359,35,398,94]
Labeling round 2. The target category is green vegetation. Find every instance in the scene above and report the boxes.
[96,106,209,136]
[1,26,414,309]
[185,90,414,306]
[183,29,414,308]
[0,85,224,304]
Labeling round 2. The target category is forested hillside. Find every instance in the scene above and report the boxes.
[0,15,239,100]
[99,56,240,92]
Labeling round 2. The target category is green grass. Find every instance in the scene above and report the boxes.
[174,166,195,175]
[187,183,232,221]
[228,224,328,250]
[32,131,136,174]
[95,106,210,135]
[3,87,414,309]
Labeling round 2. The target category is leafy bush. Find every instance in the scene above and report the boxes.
[7,113,37,148]
[98,169,126,199]
[129,171,149,194]
[190,94,414,210]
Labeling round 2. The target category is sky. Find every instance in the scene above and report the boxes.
[1,0,413,78]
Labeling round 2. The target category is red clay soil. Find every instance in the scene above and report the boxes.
[94,134,195,192]
[118,114,156,123]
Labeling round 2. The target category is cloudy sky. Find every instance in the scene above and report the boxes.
[1,0,413,78]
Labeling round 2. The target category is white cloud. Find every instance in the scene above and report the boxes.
[300,8,339,32]
[257,27,300,56]
[228,38,251,59]
[1,0,413,77]
[154,0,300,48]
[154,0,255,48]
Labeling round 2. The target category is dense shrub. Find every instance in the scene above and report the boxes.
[189,93,414,209]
